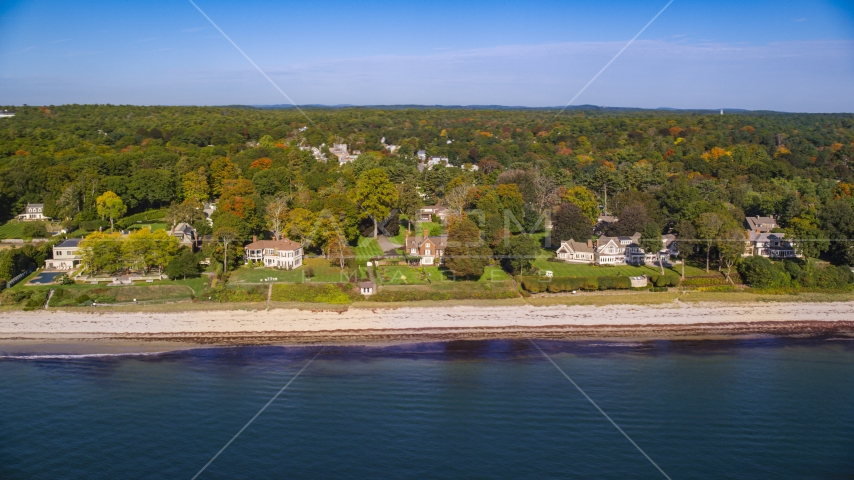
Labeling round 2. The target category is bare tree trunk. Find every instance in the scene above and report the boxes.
[659,254,665,275]
[681,254,685,280]
[223,244,228,274]
[373,217,378,238]
[706,241,711,273]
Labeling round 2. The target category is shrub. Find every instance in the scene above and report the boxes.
[650,274,680,288]
[21,222,48,239]
[1,289,34,305]
[208,285,267,303]
[21,291,47,310]
[74,293,92,304]
[270,283,354,304]
[370,287,518,302]
[520,275,632,293]
[80,219,109,231]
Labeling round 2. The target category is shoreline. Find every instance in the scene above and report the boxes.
[2,301,854,354]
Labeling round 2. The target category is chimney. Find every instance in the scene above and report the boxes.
[424,228,429,238]
[252,235,257,243]
[587,239,593,248]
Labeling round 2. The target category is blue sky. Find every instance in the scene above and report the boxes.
[1,0,853,111]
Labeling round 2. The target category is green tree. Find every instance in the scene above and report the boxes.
[718,227,746,284]
[818,198,854,265]
[182,167,210,202]
[563,185,599,223]
[352,168,398,238]
[215,227,239,275]
[165,248,201,280]
[551,201,593,246]
[96,191,127,232]
[639,222,664,275]
[495,234,539,275]
[444,217,492,279]
[397,179,421,234]
[606,203,650,237]
[696,212,725,273]
[21,222,48,239]
[785,216,829,260]
[674,219,697,280]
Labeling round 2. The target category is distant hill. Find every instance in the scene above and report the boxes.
[247,104,777,113]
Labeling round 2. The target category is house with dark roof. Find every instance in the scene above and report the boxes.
[405,228,448,265]
[18,203,47,221]
[745,215,778,233]
[44,238,81,270]
[244,237,303,269]
[171,223,198,249]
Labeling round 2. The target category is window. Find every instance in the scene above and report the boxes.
[56,251,62,256]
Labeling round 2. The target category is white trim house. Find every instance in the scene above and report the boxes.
[244,238,304,269]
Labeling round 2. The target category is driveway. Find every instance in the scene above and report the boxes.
[377,235,402,255]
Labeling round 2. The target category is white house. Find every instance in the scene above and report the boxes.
[18,203,46,221]
[359,281,376,296]
[745,232,798,259]
[44,238,81,270]
[202,202,217,225]
[595,234,638,265]
[556,239,596,263]
[244,237,304,269]
[0,110,14,118]
[558,233,677,266]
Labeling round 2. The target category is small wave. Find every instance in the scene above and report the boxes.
[581,343,644,347]
[825,337,854,341]
[0,351,173,360]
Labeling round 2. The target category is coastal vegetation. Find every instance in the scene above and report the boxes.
[1,105,853,306]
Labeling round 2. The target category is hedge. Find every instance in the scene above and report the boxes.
[270,283,355,304]
[369,288,519,302]
[117,209,168,229]
[681,276,729,287]
[649,274,680,288]
[521,275,633,293]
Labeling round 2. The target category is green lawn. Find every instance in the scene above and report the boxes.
[127,222,168,232]
[0,222,26,239]
[375,264,510,285]
[415,221,444,235]
[532,258,682,278]
[231,257,356,284]
[374,265,429,285]
[355,237,384,262]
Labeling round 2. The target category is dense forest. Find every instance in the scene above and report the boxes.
[1,104,853,273]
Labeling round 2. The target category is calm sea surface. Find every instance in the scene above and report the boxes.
[2,338,853,479]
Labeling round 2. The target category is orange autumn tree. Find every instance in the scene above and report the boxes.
[250,157,272,170]
[220,179,258,220]
[701,147,730,161]
[833,182,854,199]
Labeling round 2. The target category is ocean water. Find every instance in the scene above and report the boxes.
[1,338,853,479]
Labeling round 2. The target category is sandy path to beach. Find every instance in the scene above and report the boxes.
[2,302,853,336]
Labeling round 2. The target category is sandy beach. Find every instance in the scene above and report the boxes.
[2,301,853,353]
